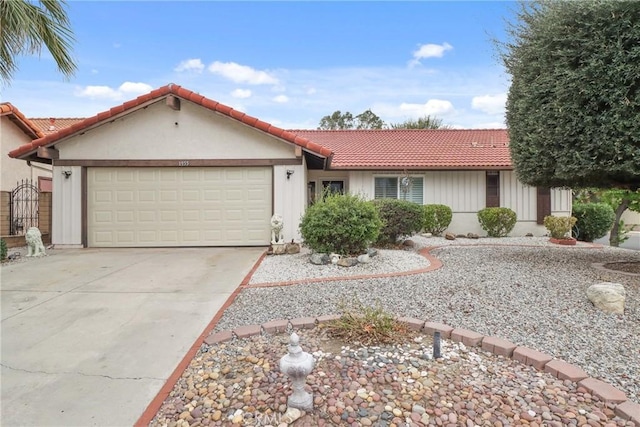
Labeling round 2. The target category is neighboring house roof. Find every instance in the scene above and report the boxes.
[290,129,511,170]
[9,83,333,160]
[29,118,85,135]
[0,103,44,140]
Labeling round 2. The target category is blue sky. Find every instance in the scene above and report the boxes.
[2,1,515,129]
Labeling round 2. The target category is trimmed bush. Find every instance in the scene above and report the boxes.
[477,207,517,237]
[300,192,381,256]
[572,203,615,242]
[423,204,453,235]
[543,215,577,239]
[0,238,6,261]
[372,199,424,245]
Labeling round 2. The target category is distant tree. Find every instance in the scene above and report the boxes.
[318,110,354,130]
[355,109,385,129]
[0,0,77,84]
[499,1,640,190]
[318,109,385,130]
[389,115,451,129]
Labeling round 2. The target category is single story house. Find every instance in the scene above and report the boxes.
[9,84,571,248]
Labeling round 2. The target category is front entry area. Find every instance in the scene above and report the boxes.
[87,167,272,247]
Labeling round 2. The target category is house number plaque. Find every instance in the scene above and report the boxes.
[177,160,190,166]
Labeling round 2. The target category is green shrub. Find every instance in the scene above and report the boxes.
[423,204,453,235]
[0,238,6,261]
[572,202,615,242]
[477,207,517,237]
[300,192,381,256]
[372,199,424,245]
[543,215,577,239]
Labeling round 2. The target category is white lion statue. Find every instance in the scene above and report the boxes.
[270,214,284,244]
[25,227,46,257]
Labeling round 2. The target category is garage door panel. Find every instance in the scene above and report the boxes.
[88,167,271,247]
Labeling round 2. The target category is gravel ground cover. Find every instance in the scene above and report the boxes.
[151,236,639,426]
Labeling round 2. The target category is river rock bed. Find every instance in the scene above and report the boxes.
[150,327,633,427]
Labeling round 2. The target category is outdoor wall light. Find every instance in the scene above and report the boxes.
[286,170,295,180]
[62,170,72,179]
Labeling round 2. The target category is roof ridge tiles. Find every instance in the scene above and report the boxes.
[8,83,333,159]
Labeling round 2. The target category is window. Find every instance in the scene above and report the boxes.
[374,176,423,204]
[322,180,344,194]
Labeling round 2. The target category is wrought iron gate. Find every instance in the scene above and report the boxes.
[10,180,39,235]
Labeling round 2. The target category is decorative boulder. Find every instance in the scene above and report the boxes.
[337,257,358,267]
[402,239,415,248]
[357,254,370,264]
[329,253,341,264]
[525,232,534,237]
[586,283,626,315]
[272,243,286,255]
[445,232,456,241]
[310,253,330,265]
[286,242,301,254]
[367,248,378,258]
[467,233,480,239]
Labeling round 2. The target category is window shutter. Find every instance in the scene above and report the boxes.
[486,171,500,207]
[537,187,551,224]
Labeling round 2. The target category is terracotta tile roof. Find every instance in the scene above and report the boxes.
[0,103,44,139]
[290,129,511,169]
[29,118,85,135]
[9,84,333,159]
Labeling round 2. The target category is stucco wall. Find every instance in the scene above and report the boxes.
[1,116,51,191]
[59,101,298,160]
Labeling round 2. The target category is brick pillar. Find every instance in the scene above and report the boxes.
[38,192,52,234]
[0,191,10,236]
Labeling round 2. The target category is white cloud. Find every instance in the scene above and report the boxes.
[208,61,278,85]
[410,42,453,66]
[118,82,153,94]
[75,81,152,100]
[231,88,252,99]
[91,69,99,75]
[471,93,507,115]
[75,85,120,100]
[306,87,317,95]
[175,59,205,73]
[399,99,455,116]
[273,95,289,103]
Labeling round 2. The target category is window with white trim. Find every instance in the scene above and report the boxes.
[374,176,423,204]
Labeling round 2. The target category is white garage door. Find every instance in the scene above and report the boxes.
[88,167,272,247]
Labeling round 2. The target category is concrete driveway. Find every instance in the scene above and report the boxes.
[0,247,264,427]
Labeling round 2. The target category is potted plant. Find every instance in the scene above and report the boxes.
[543,215,578,245]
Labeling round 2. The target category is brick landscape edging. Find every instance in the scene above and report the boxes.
[246,242,603,288]
[202,316,639,425]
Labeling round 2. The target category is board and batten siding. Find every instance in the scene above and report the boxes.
[423,171,484,212]
[52,165,83,247]
[501,171,537,221]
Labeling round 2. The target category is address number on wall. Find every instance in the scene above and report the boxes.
[178,160,190,166]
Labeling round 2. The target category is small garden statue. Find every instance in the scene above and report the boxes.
[270,214,284,244]
[25,227,46,257]
[279,332,315,411]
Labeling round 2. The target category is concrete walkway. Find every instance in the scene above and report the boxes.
[0,247,264,427]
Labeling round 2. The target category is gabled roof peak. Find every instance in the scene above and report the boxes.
[9,84,333,159]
